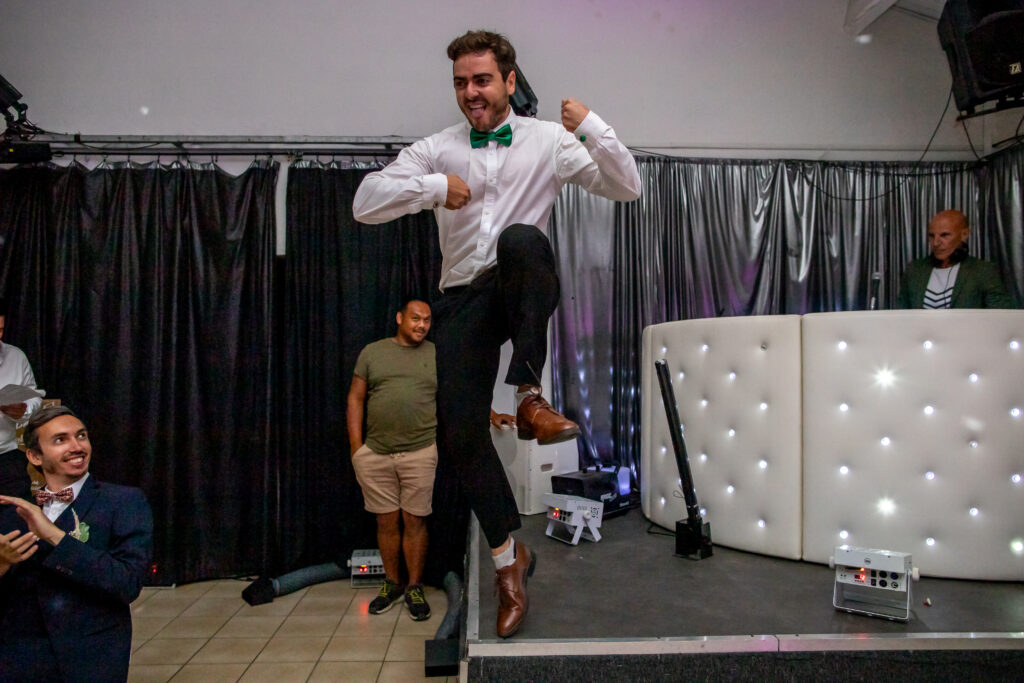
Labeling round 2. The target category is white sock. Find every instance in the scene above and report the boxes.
[515,387,539,407]
[493,537,516,570]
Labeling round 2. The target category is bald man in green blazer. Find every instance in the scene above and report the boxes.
[896,210,1018,310]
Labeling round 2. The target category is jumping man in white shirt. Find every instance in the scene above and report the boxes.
[353,30,641,638]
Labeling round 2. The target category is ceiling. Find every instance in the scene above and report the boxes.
[844,0,947,35]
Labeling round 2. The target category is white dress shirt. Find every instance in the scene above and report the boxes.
[353,109,641,290]
[0,341,43,453]
[41,472,90,523]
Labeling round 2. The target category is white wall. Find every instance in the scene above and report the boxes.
[2,0,1020,160]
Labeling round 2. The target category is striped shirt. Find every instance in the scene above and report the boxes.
[923,264,960,309]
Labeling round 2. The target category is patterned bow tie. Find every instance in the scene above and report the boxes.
[35,487,74,506]
[470,124,513,149]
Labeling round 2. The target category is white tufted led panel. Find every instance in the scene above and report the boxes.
[801,310,1024,580]
[641,316,804,559]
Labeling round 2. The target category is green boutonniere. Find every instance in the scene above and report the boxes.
[68,508,90,543]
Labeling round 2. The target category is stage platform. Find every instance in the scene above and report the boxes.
[461,510,1024,680]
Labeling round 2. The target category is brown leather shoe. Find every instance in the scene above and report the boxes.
[516,390,581,445]
[495,541,537,638]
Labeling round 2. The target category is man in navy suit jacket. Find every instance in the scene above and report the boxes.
[0,405,153,682]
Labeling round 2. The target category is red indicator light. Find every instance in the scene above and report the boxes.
[855,573,866,582]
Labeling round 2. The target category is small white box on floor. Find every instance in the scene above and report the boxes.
[493,429,580,515]
[830,545,919,622]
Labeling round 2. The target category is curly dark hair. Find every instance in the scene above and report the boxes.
[446,30,516,80]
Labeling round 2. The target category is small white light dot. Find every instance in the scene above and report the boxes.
[728,372,736,381]
[1012,539,1024,555]
[839,465,849,475]
[1012,473,1022,484]
[678,371,685,380]
[677,478,682,487]
[659,497,666,505]
[700,453,708,462]
[726,485,735,494]
[926,537,936,546]
[1010,340,1020,350]
[837,341,847,351]
[969,440,979,449]
[700,398,708,407]
[923,340,933,350]
[925,471,935,481]
[757,519,766,528]
[660,446,667,455]
[839,403,849,412]
[923,405,934,416]
[701,344,709,352]
[758,459,768,470]
[1011,407,1022,418]
[139,105,150,115]
[839,530,849,539]
[759,402,768,411]
[877,498,895,515]
[855,33,872,44]
[728,428,736,437]
[968,373,979,383]
[699,507,707,516]
[661,346,667,354]
[969,507,979,517]
[880,436,891,447]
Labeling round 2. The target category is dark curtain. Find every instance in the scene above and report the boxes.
[550,153,1023,488]
[279,162,459,581]
[0,160,277,584]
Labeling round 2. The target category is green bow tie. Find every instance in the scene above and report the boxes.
[470,124,513,148]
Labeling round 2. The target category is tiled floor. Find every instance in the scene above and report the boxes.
[128,578,456,683]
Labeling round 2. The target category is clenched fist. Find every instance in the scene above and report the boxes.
[561,98,590,133]
[445,174,471,210]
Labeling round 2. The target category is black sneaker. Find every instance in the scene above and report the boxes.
[368,579,404,614]
[404,584,431,621]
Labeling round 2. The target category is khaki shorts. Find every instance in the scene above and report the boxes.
[351,442,437,517]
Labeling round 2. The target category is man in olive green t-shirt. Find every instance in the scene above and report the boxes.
[347,299,437,620]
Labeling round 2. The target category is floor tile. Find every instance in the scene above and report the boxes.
[275,615,342,637]
[157,615,231,639]
[169,662,247,682]
[255,635,329,663]
[334,612,400,636]
[345,588,381,616]
[133,616,174,640]
[189,638,269,664]
[377,660,431,682]
[237,662,315,682]
[165,581,220,597]
[393,609,442,636]
[131,637,207,665]
[291,594,352,617]
[127,664,181,683]
[243,591,305,616]
[385,635,427,662]
[180,597,246,617]
[215,615,285,638]
[319,635,390,662]
[307,660,381,683]
[203,580,258,598]
[131,593,199,618]
[305,579,358,598]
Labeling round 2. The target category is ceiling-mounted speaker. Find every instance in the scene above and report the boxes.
[937,0,1024,115]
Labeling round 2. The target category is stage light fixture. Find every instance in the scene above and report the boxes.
[0,73,26,127]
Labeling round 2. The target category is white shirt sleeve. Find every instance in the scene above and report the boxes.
[352,139,449,224]
[555,110,642,202]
